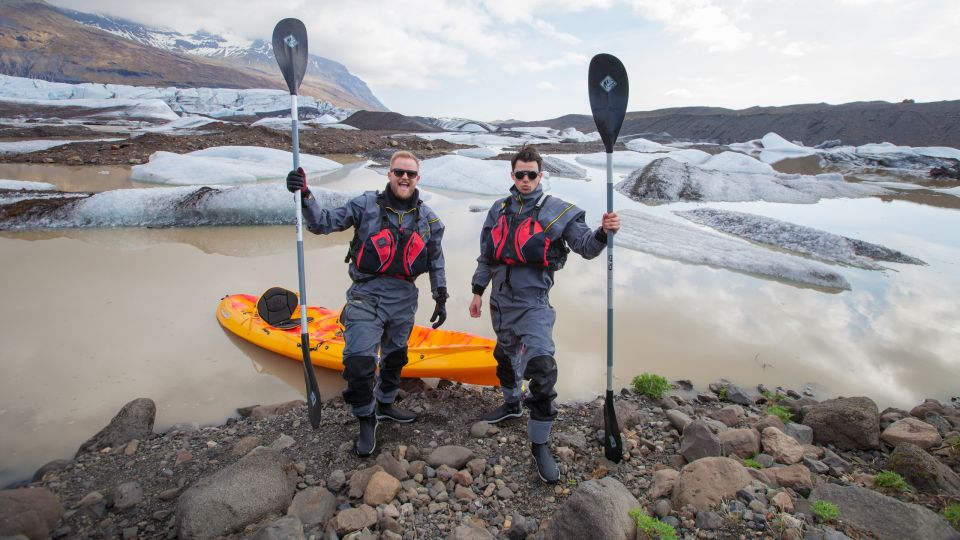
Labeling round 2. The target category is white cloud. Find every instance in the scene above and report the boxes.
[665,88,693,98]
[629,0,752,52]
[780,41,818,57]
[537,81,557,90]
[780,75,808,86]
[532,19,581,45]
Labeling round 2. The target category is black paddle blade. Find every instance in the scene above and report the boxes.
[301,334,322,429]
[272,18,308,95]
[588,54,629,154]
[603,390,623,462]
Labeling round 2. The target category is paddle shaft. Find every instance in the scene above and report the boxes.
[606,152,614,393]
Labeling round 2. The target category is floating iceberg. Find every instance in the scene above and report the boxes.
[729,132,817,164]
[616,157,890,204]
[625,138,674,153]
[675,208,925,270]
[0,184,353,229]
[418,155,518,195]
[0,96,179,122]
[616,209,849,290]
[701,151,776,174]
[575,151,663,170]
[456,147,500,159]
[0,139,117,155]
[0,180,55,190]
[130,146,342,185]
[542,156,588,179]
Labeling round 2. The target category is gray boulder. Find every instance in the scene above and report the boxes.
[0,487,62,539]
[680,420,721,462]
[76,397,155,455]
[802,396,880,450]
[592,400,641,430]
[286,487,335,526]
[887,442,960,496]
[175,448,297,539]
[673,457,752,510]
[809,483,959,540]
[447,525,495,539]
[426,446,474,469]
[252,515,304,540]
[725,384,754,406]
[543,477,639,539]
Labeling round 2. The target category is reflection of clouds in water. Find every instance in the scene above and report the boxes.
[554,240,959,409]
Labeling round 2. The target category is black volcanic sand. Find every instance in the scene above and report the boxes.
[0,122,471,166]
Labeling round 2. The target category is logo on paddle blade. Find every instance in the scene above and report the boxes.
[600,75,617,93]
[284,35,299,48]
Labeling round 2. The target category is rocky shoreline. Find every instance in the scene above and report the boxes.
[2,378,959,540]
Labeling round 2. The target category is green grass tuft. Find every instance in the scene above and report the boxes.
[874,470,911,492]
[629,508,678,540]
[949,436,960,456]
[631,373,671,400]
[718,387,729,400]
[764,404,794,423]
[742,458,763,469]
[944,503,960,530]
[811,500,840,523]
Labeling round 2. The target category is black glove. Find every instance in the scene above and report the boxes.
[286,168,309,194]
[430,287,448,329]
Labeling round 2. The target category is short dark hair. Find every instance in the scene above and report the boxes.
[511,144,542,172]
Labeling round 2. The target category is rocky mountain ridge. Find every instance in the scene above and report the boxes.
[0,0,386,111]
[510,100,960,148]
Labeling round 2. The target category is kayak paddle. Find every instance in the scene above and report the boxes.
[588,53,628,463]
[272,18,322,429]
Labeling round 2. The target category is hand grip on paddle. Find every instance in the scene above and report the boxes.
[286,168,309,194]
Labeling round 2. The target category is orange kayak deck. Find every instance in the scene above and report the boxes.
[217,294,498,386]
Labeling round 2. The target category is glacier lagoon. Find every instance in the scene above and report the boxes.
[1,149,959,486]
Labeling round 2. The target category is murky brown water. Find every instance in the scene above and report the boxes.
[2,161,959,486]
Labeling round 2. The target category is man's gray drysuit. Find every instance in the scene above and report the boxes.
[471,184,607,443]
[303,186,446,417]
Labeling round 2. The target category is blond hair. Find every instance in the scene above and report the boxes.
[390,150,420,168]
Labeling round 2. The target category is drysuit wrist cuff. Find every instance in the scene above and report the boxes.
[594,228,608,244]
[471,284,486,296]
[433,286,448,303]
[300,190,313,207]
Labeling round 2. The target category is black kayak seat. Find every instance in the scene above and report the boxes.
[256,287,313,329]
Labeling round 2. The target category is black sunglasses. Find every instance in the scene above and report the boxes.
[391,168,419,179]
[513,170,540,180]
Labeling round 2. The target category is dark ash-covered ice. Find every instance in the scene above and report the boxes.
[676,208,926,269]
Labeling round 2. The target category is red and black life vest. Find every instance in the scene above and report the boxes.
[347,194,430,279]
[485,194,569,271]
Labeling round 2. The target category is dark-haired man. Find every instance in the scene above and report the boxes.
[468,145,620,483]
[287,150,448,457]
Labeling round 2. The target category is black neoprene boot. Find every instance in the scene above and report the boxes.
[355,414,378,457]
[480,400,523,424]
[376,401,417,423]
[531,442,560,483]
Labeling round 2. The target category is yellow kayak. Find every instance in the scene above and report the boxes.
[217,293,499,386]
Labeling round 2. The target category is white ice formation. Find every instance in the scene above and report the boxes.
[616,209,850,290]
[616,157,890,204]
[418,155,519,195]
[0,75,353,121]
[0,184,354,229]
[675,208,925,270]
[129,146,342,185]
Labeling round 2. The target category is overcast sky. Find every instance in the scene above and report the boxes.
[47,0,960,121]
